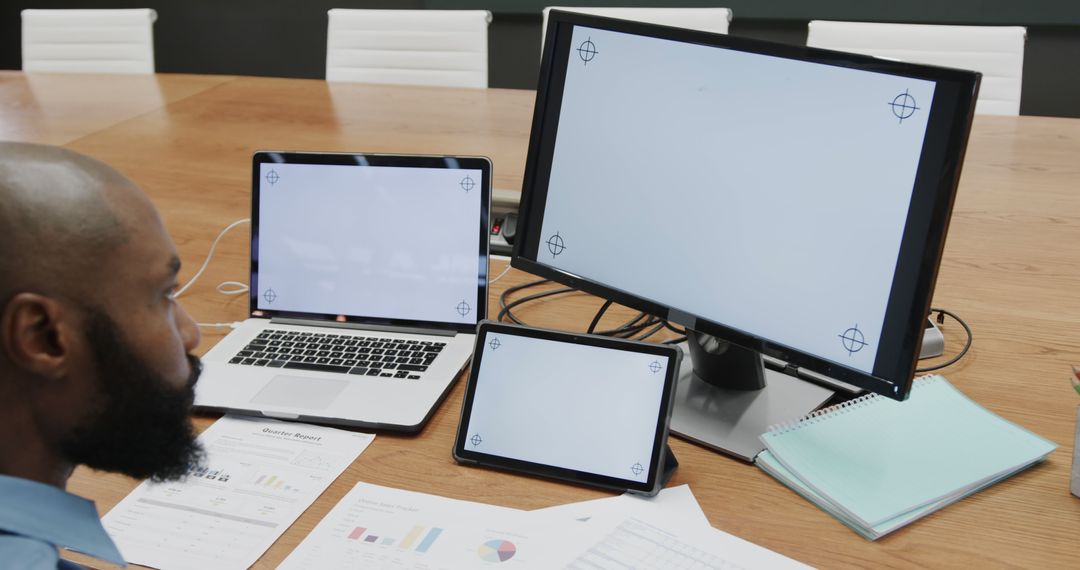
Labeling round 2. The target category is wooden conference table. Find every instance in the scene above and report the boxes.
[2,71,1079,568]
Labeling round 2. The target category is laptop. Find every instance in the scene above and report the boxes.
[194,151,491,432]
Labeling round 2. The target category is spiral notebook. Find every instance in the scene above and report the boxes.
[757,375,1056,538]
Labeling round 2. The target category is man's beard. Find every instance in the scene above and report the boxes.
[59,308,205,482]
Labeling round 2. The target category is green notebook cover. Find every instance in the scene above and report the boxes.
[758,375,1056,529]
[756,449,1025,539]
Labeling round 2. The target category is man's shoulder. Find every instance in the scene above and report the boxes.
[0,532,63,569]
[0,476,113,569]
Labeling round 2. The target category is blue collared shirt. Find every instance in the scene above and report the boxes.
[0,474,126,569]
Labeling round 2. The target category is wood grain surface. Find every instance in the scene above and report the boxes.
[3,72,1078,568]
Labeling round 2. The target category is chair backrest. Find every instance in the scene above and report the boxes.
[541,7,732,50]
[807,20,1026,116]
[21,9,157,74]
[326,9,492,88]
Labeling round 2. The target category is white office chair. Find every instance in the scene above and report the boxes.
[326,9,492,88]
[807,20,1026,116]
[541,7,732,50]
[21,9,157,74]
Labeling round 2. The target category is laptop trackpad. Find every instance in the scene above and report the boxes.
[250,375,348,410]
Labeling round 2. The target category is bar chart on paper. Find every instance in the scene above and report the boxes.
[252,473,302,493]
[345,524,444,551]
[279,482,537,569]
[101,416,374,570]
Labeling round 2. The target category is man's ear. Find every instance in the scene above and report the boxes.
[0,292,75,379]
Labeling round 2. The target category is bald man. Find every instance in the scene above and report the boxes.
[0,143,204,569]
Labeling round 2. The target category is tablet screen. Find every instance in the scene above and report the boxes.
[454,322,680,494]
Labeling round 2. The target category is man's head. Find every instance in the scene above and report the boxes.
[0,142,203,483]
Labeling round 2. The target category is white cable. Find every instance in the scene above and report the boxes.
[489,263,513,285]
[216,280,249,295]
[176,218,250,298]
[197,322,243,329]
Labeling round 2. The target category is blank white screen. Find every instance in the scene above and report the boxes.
[464,332,669,483]
[256,163,483,324]
[538,27,936,373]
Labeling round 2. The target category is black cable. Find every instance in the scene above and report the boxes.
[635,321,667,341]
[496,283,968,370]
[600,312,648,336]
[658,320,688,344]
[586,298,667,338]
[662,321,686,335]
[499,288,577,324]
[497,278,551,323]
[603,313,662,338]
[600,312,650,336]
[915,307,973,373]
[587,300,614,334]
[498,283,576,324]
[498,279,683,344]
[609,317,662,338]
[498,278,550,303]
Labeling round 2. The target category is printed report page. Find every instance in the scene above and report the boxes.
[101,415,373,570]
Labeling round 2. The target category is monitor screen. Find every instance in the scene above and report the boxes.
[512,12,979,399]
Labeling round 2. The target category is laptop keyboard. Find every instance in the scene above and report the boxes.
[228,329,445,380]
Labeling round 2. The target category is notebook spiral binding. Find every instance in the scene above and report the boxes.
[765,375,938,435]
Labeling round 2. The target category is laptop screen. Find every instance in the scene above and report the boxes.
[250,153,490,332]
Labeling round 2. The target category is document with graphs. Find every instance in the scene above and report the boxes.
[101,415,373,570]
[278,481,546,569]
[280,482,812,569]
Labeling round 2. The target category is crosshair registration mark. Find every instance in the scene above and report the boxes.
[839,324,869,356]
[889,89,920,123]
[649,360,662,374]
[578,37,598,66]
[470,434,483,447]
[631,463,644,476]
[489,337,501,351]
[460,176,475,192]
[262,288,277,304]
[457,300,472,318]
[265,170,279,185]
[546,232,566,257]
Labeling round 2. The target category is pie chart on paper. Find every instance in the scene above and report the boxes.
[478,539,516,562]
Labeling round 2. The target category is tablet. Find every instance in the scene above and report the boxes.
[453,321,681,495]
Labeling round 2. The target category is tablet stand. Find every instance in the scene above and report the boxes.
[661,444,678,487]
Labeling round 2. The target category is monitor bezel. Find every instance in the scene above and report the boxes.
[511,11,980,400]
[250,151,491,334]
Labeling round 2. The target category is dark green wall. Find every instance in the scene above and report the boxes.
[1,1,421,78]
[480,3,1080,118]
[434,0,1080,25]
[4,2,1079,117]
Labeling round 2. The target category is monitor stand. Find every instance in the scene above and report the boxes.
[669,330,835,462]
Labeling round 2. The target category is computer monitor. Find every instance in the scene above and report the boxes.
[511,11,980,460]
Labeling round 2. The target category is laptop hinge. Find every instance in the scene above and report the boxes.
[270,317,458,337]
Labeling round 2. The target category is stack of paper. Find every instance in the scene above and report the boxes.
[100,415,813,569]
[757,375,1056,539]
[280,482,813,569]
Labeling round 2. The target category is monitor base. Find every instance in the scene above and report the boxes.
[669,346,835,462]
